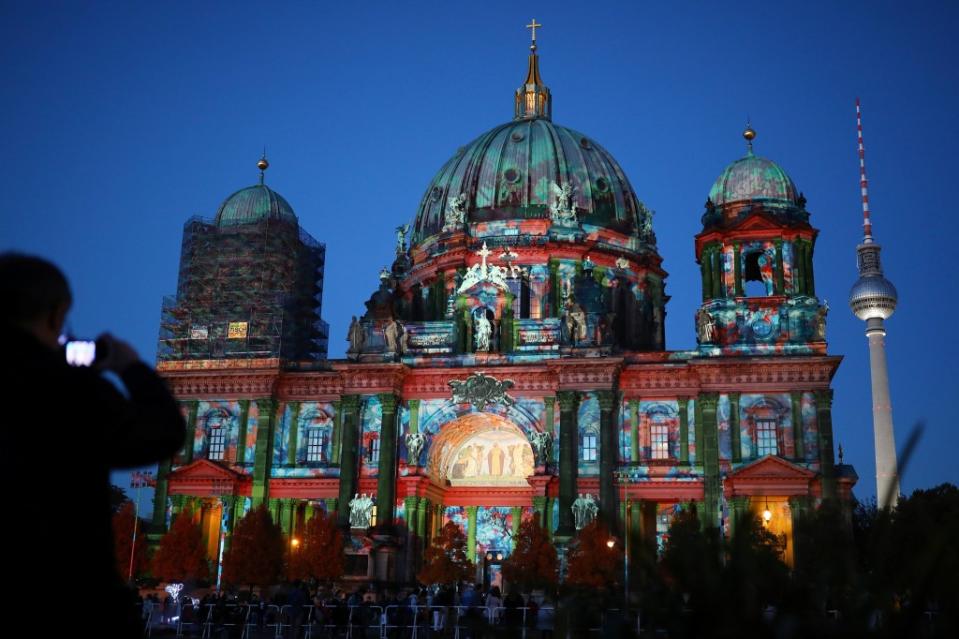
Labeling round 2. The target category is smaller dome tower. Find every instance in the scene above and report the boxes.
[694,126,827,356]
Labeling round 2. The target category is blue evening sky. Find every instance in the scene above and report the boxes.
[2,1,956,514]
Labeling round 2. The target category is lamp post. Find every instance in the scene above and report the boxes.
[211,478,232,592]
[128,470,153,582]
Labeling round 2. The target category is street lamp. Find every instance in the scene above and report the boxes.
[606,538,616,549]
[128,470,154,582]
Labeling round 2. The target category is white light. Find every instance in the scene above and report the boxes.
[65,340,96,366]
[165,583,183,600]
[763,509,773,522]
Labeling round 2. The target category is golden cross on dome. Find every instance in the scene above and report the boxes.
[526,19,542,45]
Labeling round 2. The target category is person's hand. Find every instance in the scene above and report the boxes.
[95,333,141,373]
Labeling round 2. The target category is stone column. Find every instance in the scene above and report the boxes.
[287,402,301,466]
[268,498,281,524]
[408,399,420,434]
[788,495,811,566]
[774,239,786,295]
[629,399,640,462]
[417,498,429,542]
[305,502,315,522]
[733,243,743,296]
[376,394,399,530]
[729,393,742,464]
[727,496,750,538]
[597,391,617,526]
[701,252,711,303]
[532,496,548,529]
[182,400,199,464]
[153,458,174,529]
[678,397,690,465]
[251,399,277,509]
[331,399,343,464]
[337,395,362,528]
[510,507,523,549]
[815,390,837,500]
[466,506,479,563]
[233,495,247,525]
[790,391,805,461]
[795,241,807,296]
[235,400,250,465]
[556,391,580,537]
[700,394,721,530]
[712,246,724,299]
[806,242,816,296]
[324,498,338,515]
[694,399,704,467]
[279,499,294,536]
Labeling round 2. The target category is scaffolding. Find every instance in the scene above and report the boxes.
[158,216,329,362]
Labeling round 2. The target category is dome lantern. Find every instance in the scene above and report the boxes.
[514,19,551,121]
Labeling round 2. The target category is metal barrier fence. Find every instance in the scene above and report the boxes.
[142,601,636,639]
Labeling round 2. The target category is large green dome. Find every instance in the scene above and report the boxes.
[214,184,297,227]
[411,118,646,243]
[708,153,799,208]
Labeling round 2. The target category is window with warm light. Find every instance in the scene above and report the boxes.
[651,423,670,460]
[756,418,778,456]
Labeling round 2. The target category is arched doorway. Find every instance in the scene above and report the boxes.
[426,413,535,486]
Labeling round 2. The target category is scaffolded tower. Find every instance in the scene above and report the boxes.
[848,100,900,509]
[158,158,329,363]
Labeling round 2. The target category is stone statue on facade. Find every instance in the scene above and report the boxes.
[349,493,375,528]
[474,313,492,352]
[384,319,406,355]
[696,308,716,344]
[638,201,656,244]
[550,182,577,226]
[347,315,365,357]
[530,430,552,465]
[572,493,599,530]
[815,300,829,340]
[395,224,409,255]
[404,431,428,466]
[562,301,588,345]
[443,193,467,232]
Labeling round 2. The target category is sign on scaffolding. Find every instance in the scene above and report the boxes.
[190,325,209,340]
[227,321,248,339]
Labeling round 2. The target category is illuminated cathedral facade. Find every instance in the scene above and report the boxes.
[153,34,856,584]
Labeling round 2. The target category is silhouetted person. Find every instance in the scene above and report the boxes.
[1,254,185,639]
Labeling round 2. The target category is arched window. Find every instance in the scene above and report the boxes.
[746,398,786,458]
[743,250,772,297]
[756,418,778,456]
[204,408,230,461]
[299,409,333,465]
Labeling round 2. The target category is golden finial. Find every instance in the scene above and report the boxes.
[743,120,756,153]
[526,19,542,51]
[257,149,269,184]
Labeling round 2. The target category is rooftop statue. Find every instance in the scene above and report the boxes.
[404,431,428,466]
[443,193,467,232]
[549,182,577,226]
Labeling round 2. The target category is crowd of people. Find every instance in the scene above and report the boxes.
[138,580,557,637]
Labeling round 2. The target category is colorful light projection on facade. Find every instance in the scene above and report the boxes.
[427,413,535,486]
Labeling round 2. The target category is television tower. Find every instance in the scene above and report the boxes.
[848,99,900,509]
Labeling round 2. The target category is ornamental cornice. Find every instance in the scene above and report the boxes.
[276,372,344,400]
[691,356,840,391]
[547,358,623,391]
[163,372,279,399]
[403,367,555,397]
[331,362,408,394]
[619,365,700,397]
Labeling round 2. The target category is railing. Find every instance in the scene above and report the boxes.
[143,601,641,638]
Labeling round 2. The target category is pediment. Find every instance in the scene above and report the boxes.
[168,459,245,481]
[728,455,815,481]
[730,212,784,232]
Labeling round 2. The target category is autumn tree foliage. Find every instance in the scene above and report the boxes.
[112,501,148,580]
[222,505,285,589]
[288,512,344,583]
[502,518,557,591]
[417,521,474,586]
[565,519,621,589]
[152,506,209,583]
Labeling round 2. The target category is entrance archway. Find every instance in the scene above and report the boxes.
[426,413,535,487]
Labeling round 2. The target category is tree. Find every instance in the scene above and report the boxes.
[502,518,557,591]
[288,512,344,583]
[417,521,474,586]
[222,505,285,589]
[566,519,620,589]
[151,506,209,583]
[112,501,148,580]
[722,511,790,624]
[110,484,129,514]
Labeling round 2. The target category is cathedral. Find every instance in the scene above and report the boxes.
[153,31,856,585]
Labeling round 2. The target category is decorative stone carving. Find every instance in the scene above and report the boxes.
[529,430,552,465]
[404,431,428,466]
[572,493,598,530]
[814,301,829,341]
[638,201,656,244]
[348,493,375,528]
[384,319,407,354]
[395,224,409,255]
[443,193,467,232]
[449,372,515,411]
[347,316,365,358]
[696,308,717,343]
[561,301,588,345]
[549,182,577,226]
[615,257,629,270]
[458,242,510,293]
[473,313,492,352]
